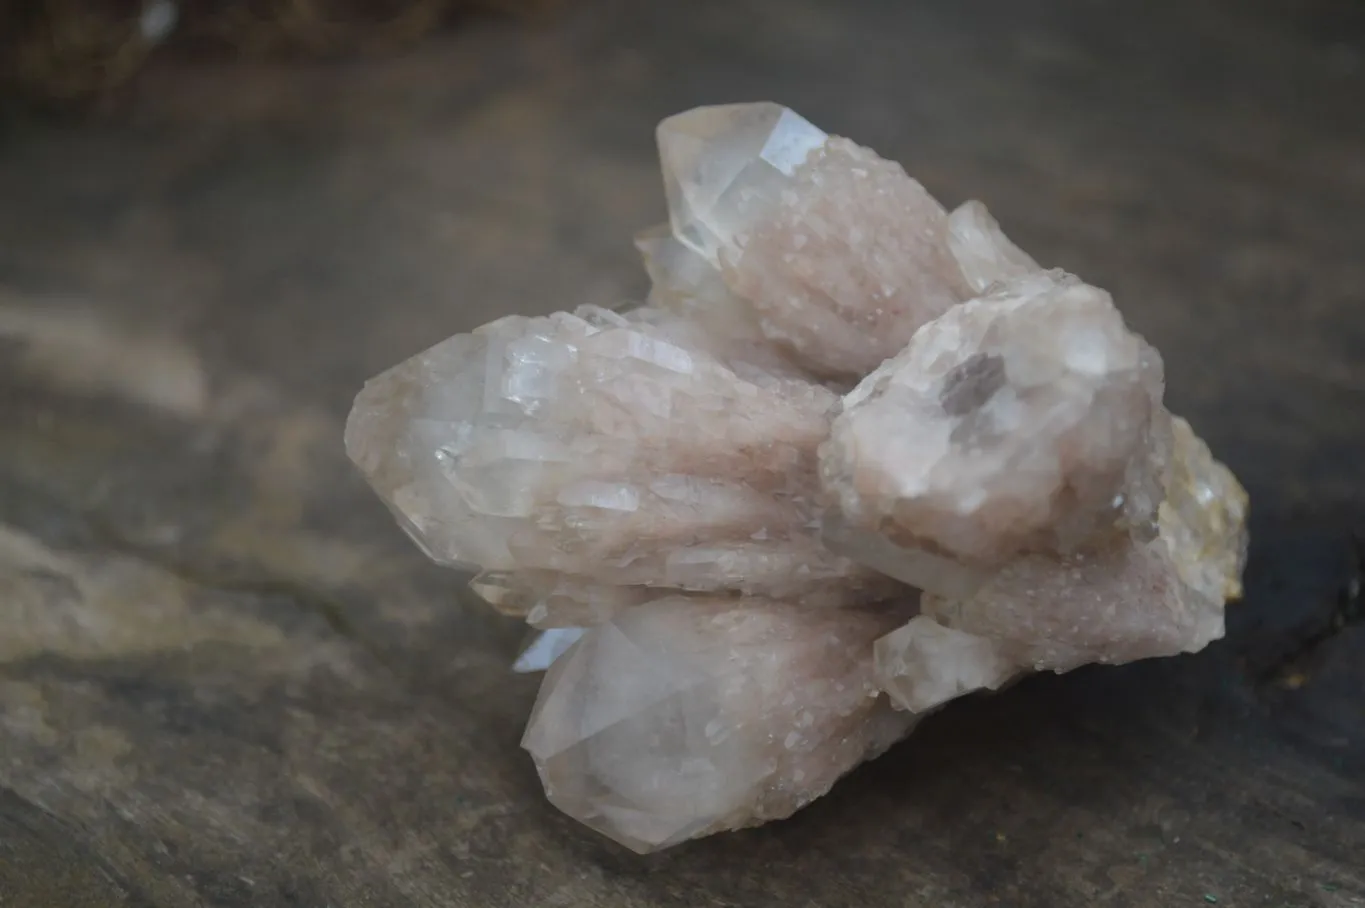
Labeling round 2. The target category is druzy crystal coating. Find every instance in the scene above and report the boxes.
[345,103,1249,853]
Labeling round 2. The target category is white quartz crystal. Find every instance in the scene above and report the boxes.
[345,102,1249,853]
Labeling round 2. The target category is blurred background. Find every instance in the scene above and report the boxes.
[1,1,1363,906]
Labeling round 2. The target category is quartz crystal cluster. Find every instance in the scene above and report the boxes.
[345,103,1249,853]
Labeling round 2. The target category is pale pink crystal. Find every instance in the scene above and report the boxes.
[634,225,808,384]
[469,570,660,628]
[874,535,1226,716]
[873,615,1020,714]
[923,537,1224,671]
[873,412,1248,713]
[658,104,973,381]
[344,101,1250,854]
[820,269,1171,574]
[717,137,974,380]
[522,595,915,853]
[345,304,891,603]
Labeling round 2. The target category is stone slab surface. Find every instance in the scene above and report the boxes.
[1,1,1363,905]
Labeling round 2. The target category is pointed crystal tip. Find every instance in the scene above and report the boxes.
[513,627,586,673]
[657,103,827,263]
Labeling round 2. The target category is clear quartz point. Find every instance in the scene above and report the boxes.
[521,596,914,853]
[658,103,828,265]
[874,616,1020,714]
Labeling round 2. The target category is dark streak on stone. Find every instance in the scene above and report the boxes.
[0,788,154,908]
[1254,527,1365,684]
[81,509,361,642]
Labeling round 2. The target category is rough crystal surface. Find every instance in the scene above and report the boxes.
[874,615,1019,714]
[873,408,1248,711]
[820,269,1171,573]
[658,102,830,267]
[522,596,915,853]
[345,304,892,604]
[345,101,1250,853]
[634,224,808,384]
[716,137,974,380]
[921,535,1224,672]
[1159,416,1250,604]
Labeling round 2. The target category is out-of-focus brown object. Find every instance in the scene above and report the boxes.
[0,0,557,108]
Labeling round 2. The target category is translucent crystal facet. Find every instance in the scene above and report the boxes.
[658,105,976,381]
[522,596,915,853]
[634,224,805,383]
[874,616,1020,714]
[946,200,1042,293]
[658,103,829,265]
[345,305,893,604]
[345,101,1250,853]
[513,626,586,673]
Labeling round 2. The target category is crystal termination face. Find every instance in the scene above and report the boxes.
[344,102,1250,854]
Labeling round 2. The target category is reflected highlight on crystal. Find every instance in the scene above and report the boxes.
[659,103,828,264]
[522,596,914,852]
[345,101,1250,853]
